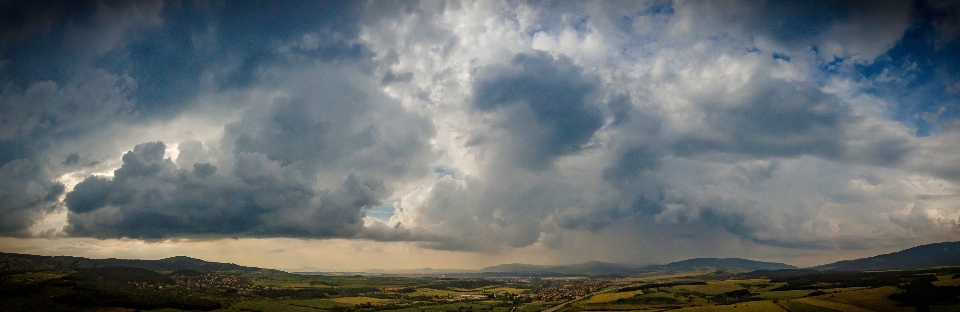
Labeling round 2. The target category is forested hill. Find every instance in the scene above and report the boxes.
[0,252,278,273]
[814,241,960,271]
[641,258,797,273]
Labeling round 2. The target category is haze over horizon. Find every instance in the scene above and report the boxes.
[2,0,960,272]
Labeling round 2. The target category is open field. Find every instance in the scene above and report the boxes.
[792,298,875,312]
[3,259,960,311]
[934,274,960,286]
[580,289,644,304]
[808,286,909,312]
[673,300,787,312]
[518,301,562,312]
[329,296,395,305]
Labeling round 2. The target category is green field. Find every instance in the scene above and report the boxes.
[3,260,960,311]
[580,289,644,304]
[673,300,787,311]
[808,286,911,312]
[329,296,394,305]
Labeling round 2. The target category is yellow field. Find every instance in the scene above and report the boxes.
[934,275,960,286]
[580,290,644,304]
[329,296,393,305]
[673,300,787,312]
[620,272,707,282]
[411,287,474,297]
[810,286,913,312]
[280,298,354,309]
[729,278,775,284]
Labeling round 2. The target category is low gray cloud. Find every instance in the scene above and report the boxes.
[223,63,437,183]
[65,141,390,239]
[472,51,602,171]
[671,79,848,158]
[673,0,913,63]
[3,0,960,266]
[62,53,436,240]
[0,68,138,235]
[0,159,63,236]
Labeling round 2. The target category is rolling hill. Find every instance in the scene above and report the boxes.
[0,252,279,274]
[814,241,960,271]
[6,240,960,278]
[640,258,797,273]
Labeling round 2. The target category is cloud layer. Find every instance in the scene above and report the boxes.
[2,0,960,264]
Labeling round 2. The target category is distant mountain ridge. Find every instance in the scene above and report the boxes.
[814,241,960,271]
[642,258,797,272]
[0,252,279,274]
[479,261,640,276]
[477,258,795,276]
[5,240,960,277]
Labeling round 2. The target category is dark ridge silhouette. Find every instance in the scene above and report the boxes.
[74,266,176,285]
[0,252,283,274]
[736,269,821,279]
[640,258,797,273]
[814,241,960,271]
[5,240,960,278]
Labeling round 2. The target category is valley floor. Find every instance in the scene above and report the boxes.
[4,264,960,311]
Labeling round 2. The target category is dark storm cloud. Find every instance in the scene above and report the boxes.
[0,159,63,236]
[594,75,914,248]
[0,69,136,143]
[3,0,959,260]
[1,1,367,120]
[677,0,913,62]
[672,80,848,158]
[107,1,370,120]
[1,1,150,229]
[65,142,390,239]
[388,50,621,250]
[472,51,602,170]
[855,0,960,136]
[0,1,399,238]
[381,70,413,85]
[0,68,137,233]
[224,67,436,180]
[61,43,436,240]
[59,48,437,239]
[0,0,164,87]
[63,153,80,165]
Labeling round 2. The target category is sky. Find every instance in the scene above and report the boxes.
[1,0,959,271]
